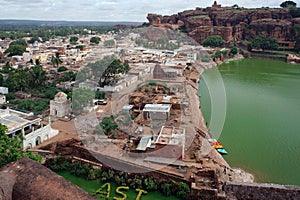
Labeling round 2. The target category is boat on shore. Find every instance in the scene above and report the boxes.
[217,148,228,155]
[208,138,228,155]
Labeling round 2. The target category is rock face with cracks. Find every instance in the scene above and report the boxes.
[147,5,298,44]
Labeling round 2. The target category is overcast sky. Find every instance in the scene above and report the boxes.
[0,0,289,22]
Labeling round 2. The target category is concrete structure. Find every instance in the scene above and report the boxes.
[153,64,181,80]
[136,136,152,151]
[122,105,133,114]
[0,86,8,94]
[79,80,98,91]
[50,92,71,118]
[0,95,6,104]
[147,126,186,159]
[142,104,171,120]
[98,75,138,93]
[156,126,185,146]
[0,108,58,148]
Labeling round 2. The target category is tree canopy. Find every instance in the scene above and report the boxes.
[51,52,63,67]
[4,44,26,56]
[70,36,79,45]
[72,88,94,114]
[104,39,115,47]
[202,35,226,47]
[90,36,101,44]
[4,65,46,92]
[85,55,130,87]
[280,1,297,8]
[99,116,118,137]
[0,123,42,168]
[251,34,278,50]
[4,39,28,56]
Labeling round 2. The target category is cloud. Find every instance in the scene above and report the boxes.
[0,0,286,22]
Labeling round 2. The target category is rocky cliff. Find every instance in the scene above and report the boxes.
[147,3,300,44]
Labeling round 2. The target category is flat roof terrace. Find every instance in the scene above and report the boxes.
[143,104,172,113]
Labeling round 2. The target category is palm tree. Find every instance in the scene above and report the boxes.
[51,52,62,67]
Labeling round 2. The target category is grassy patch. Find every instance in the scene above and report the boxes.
[58,171,179,200]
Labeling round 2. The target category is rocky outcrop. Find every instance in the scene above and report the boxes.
[287,54,300,63]
[147,4,298,44]
[0,172,15,200]
[0,158,97,200]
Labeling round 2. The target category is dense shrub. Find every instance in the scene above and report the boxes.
[203,35,226,47]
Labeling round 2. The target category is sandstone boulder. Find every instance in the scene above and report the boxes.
[0,158,97,200]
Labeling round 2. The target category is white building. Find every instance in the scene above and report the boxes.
[142,104,172,120]
[0,95,6,104]
[0,108,58,149]
[50,92,71,118]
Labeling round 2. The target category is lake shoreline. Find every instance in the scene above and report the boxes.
[193,59,255,183]
[199,57,300,186]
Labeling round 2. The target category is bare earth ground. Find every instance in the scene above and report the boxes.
[36,60,253,183]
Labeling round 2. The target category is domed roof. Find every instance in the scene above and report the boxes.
[54,92,67,102]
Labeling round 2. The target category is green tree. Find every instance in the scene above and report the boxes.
[202,35,226,48]
[58,66,68,72]
[230,46,238,55]
[90,36,101,44]
[0,124,23,168]
[104,39,115,47]
[232,4,239,8]
[70,36,79,45]
[4,44,26,56]
[28,65,46,88]
[72,88,94,114]
[28,36,40,44]
[85,55,129,87]
[295,37,300,52]
[290,8,300,18]
[6,93,16,101]
[44,87,58,99]
[4,39,27,56]
[59,71,76,82]
[176,182,190,199]
[99,58,129,86]
[100,116,118,137]
[280,1,296,8]
[95,91,105,99]
[76,45,84,51]
[143,177,158,191]
[35,59,41,66]
[251,34,278,50]
[0,123,42,168]
[51,52,63,67]
[10,39,27,47]
[0,74,3,86]
[5,68,30,92]
[161,182,173,196]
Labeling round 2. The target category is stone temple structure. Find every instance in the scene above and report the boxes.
[50,92,71,118]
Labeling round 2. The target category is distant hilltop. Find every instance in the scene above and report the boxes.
[0,19,142,27]
[147,1,300,44]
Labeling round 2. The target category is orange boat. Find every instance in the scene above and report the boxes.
[213,144,224,149]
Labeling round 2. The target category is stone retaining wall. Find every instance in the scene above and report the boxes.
[224,181,300,200]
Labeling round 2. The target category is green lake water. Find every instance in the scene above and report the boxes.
[199,58,300,185]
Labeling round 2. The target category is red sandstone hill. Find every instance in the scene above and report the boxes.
[147,2,300,44]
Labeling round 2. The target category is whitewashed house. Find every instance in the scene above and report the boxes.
[50,92,71,118]
[0,108,58,149]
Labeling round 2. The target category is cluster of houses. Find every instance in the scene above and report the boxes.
[0,28,206,155]
[0,32,115,72]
